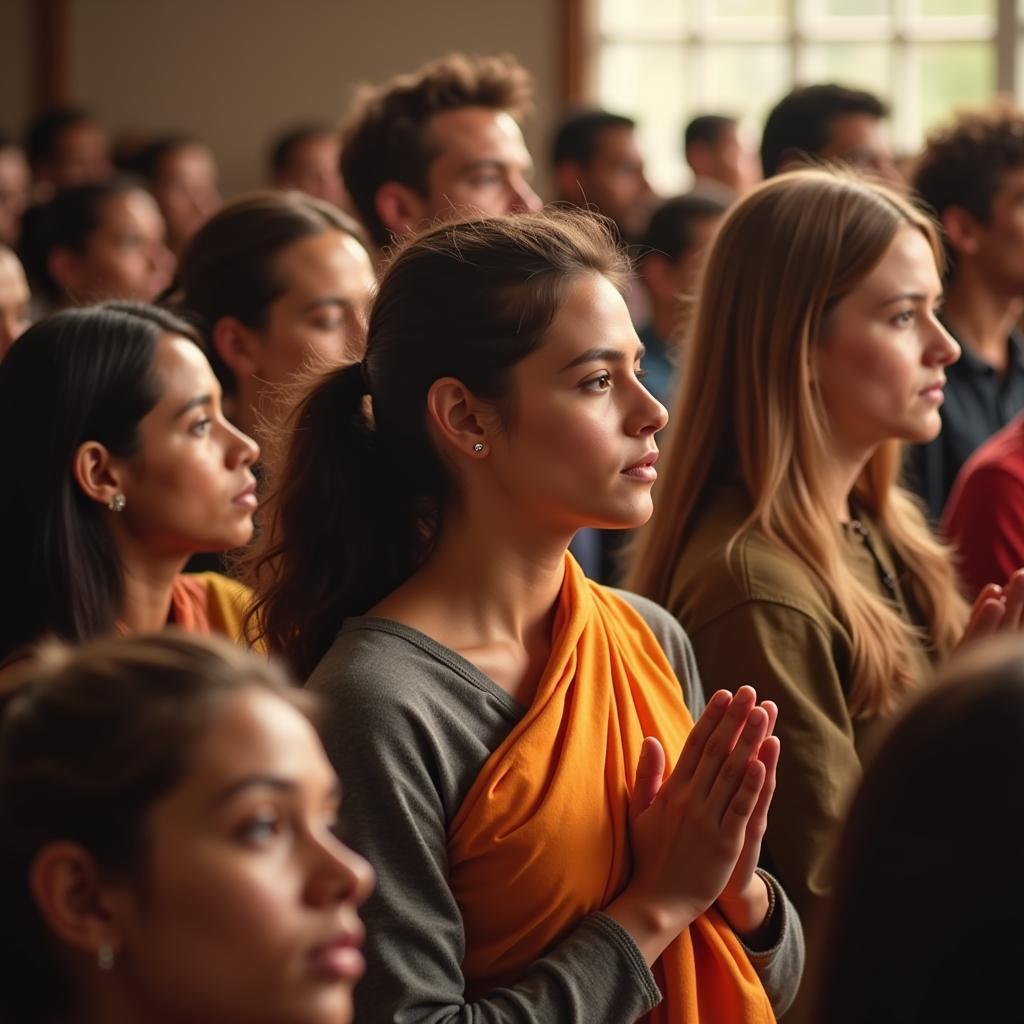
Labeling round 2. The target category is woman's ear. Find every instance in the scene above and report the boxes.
[211,317,261,384]
[29,841,126,961]
[72,441,123,508]
[425,376,495,459]
[47,247,84,296]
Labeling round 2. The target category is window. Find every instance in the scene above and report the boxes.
[589,0,1009,193]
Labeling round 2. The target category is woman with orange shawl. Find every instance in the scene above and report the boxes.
[248,211,804,1022]
[0,302,259,669]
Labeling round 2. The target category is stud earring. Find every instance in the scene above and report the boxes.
[108,493,126,513]
[97,943,116,971]
[472,442,485,454]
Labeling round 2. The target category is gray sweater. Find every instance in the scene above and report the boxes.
[308,589,804,1023]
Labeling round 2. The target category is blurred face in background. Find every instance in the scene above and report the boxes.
[274,133,347,209]
[51,189,175,305]
[151,143,222,256]
[0,145,30,247]
[46,118,113,188]
[0,247,31,360]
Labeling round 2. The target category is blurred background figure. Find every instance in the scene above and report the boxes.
[635,193,727,407]
[341,53,541,254]
[129,136,222,258]
[552,108,656,244]
[18,181,174,311]
[760,84,899,183]
[176,191,374,441]
[684,114,761,202]
[25,107,112,196]
[802,635,1024,1024]
[270,123,347,208]
[0,135,30,248]
[0,245,31,360]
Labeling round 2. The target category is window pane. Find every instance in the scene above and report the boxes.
[708,0,786,19]
[598,0,686,36]
[801,0,890,18]
[700,45,790,127]
[801,44,892,97]
[597,43,689,194]
[913,0,991,15]
[918,43,994,137]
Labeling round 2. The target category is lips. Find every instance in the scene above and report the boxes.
[622,451,659,473]
[308,929,366,981]
[231,478,258,507]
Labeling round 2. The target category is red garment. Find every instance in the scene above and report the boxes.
[944,414,1024,598]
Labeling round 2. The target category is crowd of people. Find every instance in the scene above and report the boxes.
[1,51,1023,1024]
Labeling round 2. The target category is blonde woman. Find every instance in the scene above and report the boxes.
[627,168,1024,924]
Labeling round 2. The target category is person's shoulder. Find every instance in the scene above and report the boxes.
[959,414,1024,485]
[608,588,684,639]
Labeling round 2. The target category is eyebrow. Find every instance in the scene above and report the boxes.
[300,296,352,314]
[210,774,342,808]
[461,157,535,180]
[174,394,214,418]
[879,292,943,307]
[559,344,646,372]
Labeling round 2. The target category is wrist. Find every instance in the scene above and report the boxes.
[604,889,702,967]
[716,873,771,940]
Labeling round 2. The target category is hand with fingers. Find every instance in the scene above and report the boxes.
[960,567,1024,647]
[604,686,778,965]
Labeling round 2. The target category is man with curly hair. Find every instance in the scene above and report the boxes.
[908,102,1024,521]
[341,54,542,253]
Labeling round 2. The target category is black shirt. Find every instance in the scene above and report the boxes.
[906,320,1024,521]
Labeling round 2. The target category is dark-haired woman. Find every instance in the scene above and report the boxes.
[18,180,174,311]
[248,210,804,1022]
[0,630,374,1024]
[176,191,374,441]
[0,302,259,669]
[803,634,1024,1023]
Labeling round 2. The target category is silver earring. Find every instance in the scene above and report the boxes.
[472,442,485,454]
[108,493,126,513]
[97,943,115,971]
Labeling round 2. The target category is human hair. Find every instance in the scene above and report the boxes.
[244,209,629,678]
[270,123,336,175]
[552,108,636,167]
[341,53,533,248]
[17,179,144,304]
[174,190,365,393]
[804,634,1024,1022]
[0,629,314,1024]
[0,302,200,665]
[912,100,1024,279]
[684,114,736,151]
[627,169,968,718]
[640,193,727,265]
[25,106,96,170]
[760,84,889,178]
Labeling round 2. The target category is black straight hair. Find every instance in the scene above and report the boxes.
[0,302,199,665]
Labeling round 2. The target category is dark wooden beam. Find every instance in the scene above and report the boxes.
[32,0,73,112]
[562,0,596,107]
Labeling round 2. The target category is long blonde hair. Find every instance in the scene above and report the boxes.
[627,169,968,718]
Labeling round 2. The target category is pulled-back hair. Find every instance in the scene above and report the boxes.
[0,302,199,665]
[0,630,312,1024]
[627,169,968,718]
[245,209,628,678]
[341,54,533,248]
[805,635,1024,1022]
[174,190,365,394]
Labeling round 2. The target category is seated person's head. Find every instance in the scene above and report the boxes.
[18,181,174,308]
[0,630,374,1024]
[270,125,346,208]
[0,136,30,247]
[913,101,1024,295]
[0,245,30,359]
[638,194,727,341]
[683,115,760,196]
[805,634,1024,1023]
[0,303,259,661]
[341,53,540,250]
[130,136,222,256]
[26,107,112,190]
[552,109,653,241]
[176,191,374,436]
[760,84,896,182]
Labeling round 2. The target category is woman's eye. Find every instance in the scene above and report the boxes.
[892,310,914,327]
[635,366,649,381]
[582,373,612,392]
[237,813,282,846]
[189,417,212,437]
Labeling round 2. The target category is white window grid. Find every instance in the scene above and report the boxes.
[592,0,1021,193]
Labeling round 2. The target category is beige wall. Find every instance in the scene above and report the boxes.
[0,0,562,198]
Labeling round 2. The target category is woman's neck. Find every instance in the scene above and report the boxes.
[117,545,189,634]
[817,442,874,524]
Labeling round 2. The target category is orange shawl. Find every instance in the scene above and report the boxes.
[448,554,775,1023]
[168,572,252,642]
